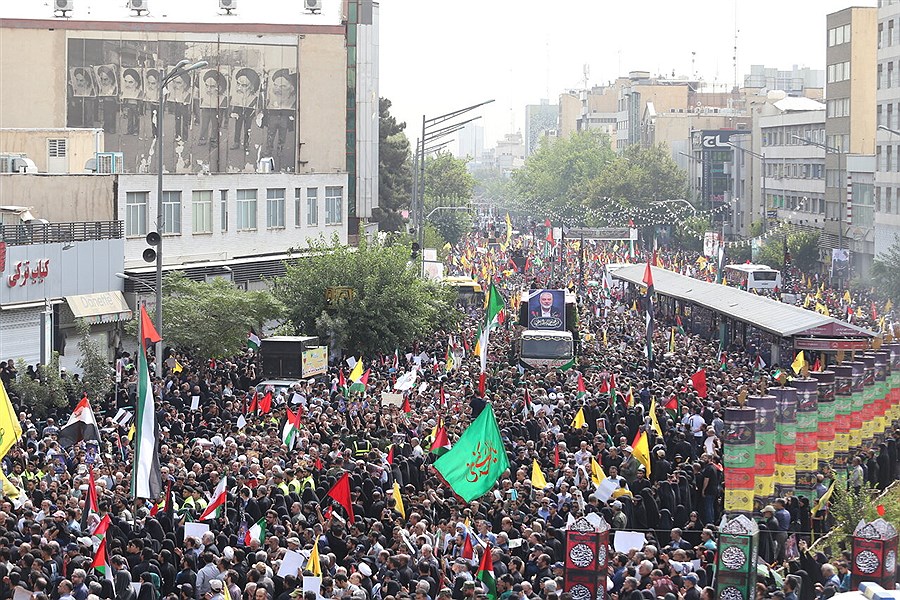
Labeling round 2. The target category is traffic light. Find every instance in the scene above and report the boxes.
[411,241,421,260]
[143,231,160,263]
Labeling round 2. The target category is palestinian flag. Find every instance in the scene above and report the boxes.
[247,330,261,350]
[430,417,451,457]
[349,369,370,395]
[245,516,266,545]
[576,373,587,400]
[476,543,498,600]
[198,477,227,521]
[675,316,685,335]
[753,354,766,371]
[58,395,102,448]
[132,309,162,501]
[642,257,655,297]
[281,407,301,449]
[92,535,113,582]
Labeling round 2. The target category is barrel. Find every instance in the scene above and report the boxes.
[889,343,900,427]
[873,352,891,443]
[772,386,797,497]
[748,395,777,509]
[793,378,819,495]
[849,361,866,452]
[724,406,757,516]
[832,365,853,475]
[811,370,836,470]
[861,356,877,445]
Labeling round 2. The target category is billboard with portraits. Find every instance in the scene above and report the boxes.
[66,36,298,173]
[527,289,566,331]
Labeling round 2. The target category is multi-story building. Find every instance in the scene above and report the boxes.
[875,0,900,260]
[743,64,825,98]
[524,99,559,156]
[825,6,877,275]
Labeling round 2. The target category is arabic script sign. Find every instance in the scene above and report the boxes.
[7,259,49,287]
[466,439,501,483]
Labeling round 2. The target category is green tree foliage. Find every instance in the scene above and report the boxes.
[276,236,460,356]
[75,319,113,403]
[373,98,412,232]
[872,234,900,303]
[756,230,820,272]
[511,131,614,222]
[588,144,687,224]
[161,272,284,359]
[424,152,476,246]
[11,354,68,417]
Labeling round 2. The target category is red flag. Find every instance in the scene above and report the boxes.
[259,391,272,414]
[462,531,474,560]
[545,219,555,246]
[439,385,446,409]
[140,305,161,350]
[402,396,412,413]
[315,456,323,471]
[690,369,707,398]
[163,478,173,514]
[87,467,99,513]
[871,301,878,321]
[326,472,355,523]
[642,258,655,296]
[478,372,487,396]
[338,369,346,391]
[812,357,822,372]
[577,373,587,395]
[877,504,886,516]
[553,444,560,468]
[386,445,394,465]
[664,394,678,411]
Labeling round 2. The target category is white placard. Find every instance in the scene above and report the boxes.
[191,395,200,411]
[237,414,247,429]
[380,392,404,407]
[278,549,305,578]
[13,587,32,600]
[184,522,210,541]
[130,583,142,596]
[303,576,323,600]
[613,531,646,553]
[346,357,357,369]
[507,538,523,549]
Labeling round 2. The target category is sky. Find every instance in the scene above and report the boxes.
[378,0,877,150]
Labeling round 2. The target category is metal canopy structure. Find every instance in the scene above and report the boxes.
[611,264,875,339]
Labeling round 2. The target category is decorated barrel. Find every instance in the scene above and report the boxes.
[874,352,891,443]
[793,378,819,496]
[833,365,854,477]
[748,395,776,509]
[723,406,757,515]
[850,518,898,590]
[861,356,877,445]
[811,370,836,471]
[772,386,797,497]
[716,515,760,600]
[889,343,900,427]
[849,361,866,453]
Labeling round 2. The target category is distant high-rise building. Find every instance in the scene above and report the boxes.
[456,121,483,162]
[743,64,825,96]
[875,0,900,261]
[524,99,558,155]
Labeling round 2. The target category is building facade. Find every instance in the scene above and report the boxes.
[524,99,559,156]
[875,0,900,259]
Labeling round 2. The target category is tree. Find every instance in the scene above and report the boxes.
[424,152,476,246]
[372,98,412,232]
[511,131,615,222]
[161,272,285,358]
[588,144,687,225]
[76,319,113,403]
[276,236,460,356]
[10,354,68,418]
[756,230,820,272]
[872,234,900,303]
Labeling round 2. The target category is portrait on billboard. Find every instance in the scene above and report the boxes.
[831,249,850,280]
[66,37,299,173]
[527,289,566,331]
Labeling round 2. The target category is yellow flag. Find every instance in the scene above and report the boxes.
[0,379,22,461]
[531,459,549,489]
[843,290,852,304]
[803,295,811,308]
[173,360,183,374]
[127,423,136,442]
[812,481,835,514]
[886,299,894,313]
[791,351,806,375]
[603,328,608,347]
[0,470,19,499]
[306,539,323,577]
[392,481,406,519]
[590,458,606,486]
[632,431,652,475]
[348,358,364,382]
[223,580,233,600]
[649,396,663,438]
[571,407,586,429]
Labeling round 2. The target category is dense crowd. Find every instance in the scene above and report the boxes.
[0,230,897,600]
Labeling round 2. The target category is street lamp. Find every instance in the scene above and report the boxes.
[116,272,156,295]
[155,59,207,376]
[726,141,768,234]
[878,124,900,137]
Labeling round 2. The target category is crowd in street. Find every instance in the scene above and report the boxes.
[0,230,898,600]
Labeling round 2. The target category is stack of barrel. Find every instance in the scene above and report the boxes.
[773,386,797,498]
[860,356,877,447]
[849,361,865,456]
[793,377,819,497]
[873,351,890,444]
[723,406,757,516]
[832,364,854,479]
[811,370,836,472]
[748,394,776,512]
[889,342,900,428]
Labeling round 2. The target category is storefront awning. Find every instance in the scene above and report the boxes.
[66,291,132,325]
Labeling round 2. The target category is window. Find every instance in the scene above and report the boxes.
[126,191,148,236]
[307,188,319,226]
[294,188,302,227]
[890,62,896,88]
[325,186,342,225]
[237,189,257,231]
[192,190,213,234]
[48,138,67,158]
[161,191,182,235]
[829,61,850,83]
[829,23,851,46]
[266,188,286,229]
[220,190,228,232]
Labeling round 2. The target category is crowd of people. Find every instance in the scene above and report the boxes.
[0,229,897,600]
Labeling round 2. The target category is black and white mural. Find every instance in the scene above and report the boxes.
[66,37,298,173]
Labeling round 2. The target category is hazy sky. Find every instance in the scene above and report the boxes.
[379,0,876,150]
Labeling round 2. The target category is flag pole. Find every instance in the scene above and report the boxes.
[133,300,142,519]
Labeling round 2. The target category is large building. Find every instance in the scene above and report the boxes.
[825,6,877,275]
[524,99,558,156]
[875,0,900,259]
[743,64,825,97]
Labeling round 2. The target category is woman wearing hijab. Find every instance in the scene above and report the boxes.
[115,570,137,600]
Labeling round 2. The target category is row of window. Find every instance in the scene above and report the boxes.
[877,61,898,89]
[125,186,344,237]
[875,144,900,173]
[764,161,825,180]
[876,102,900,130]
[767,193,826,214]
[879,18,898,50]
[827,61,851,84]
[826,134,850,153]
[761,126,825,147]
[829,23,852,47]
[876,186,900,215]
[826,98,851,118]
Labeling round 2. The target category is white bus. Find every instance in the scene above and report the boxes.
[724,263,782,291]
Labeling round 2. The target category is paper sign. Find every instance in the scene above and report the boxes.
[613,531,646,553]
[278,549,305,578]
[507,538,523,549]
[303,577,323,600]
[191,395,200,411]
[13,587,32,600]
[184,522,210,541]
[346,357,357,369]
[237,415,247,429]
[418,382,429,394]
[380,392,404,407]
[130,583,141,596]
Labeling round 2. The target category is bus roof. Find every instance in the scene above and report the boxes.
[724,263,778,273]
[443,276,482,291]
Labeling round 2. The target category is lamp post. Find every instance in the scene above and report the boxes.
[155,59,207,376]
[727,141,768,234]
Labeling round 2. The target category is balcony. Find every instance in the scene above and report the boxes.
[0,221,123,246]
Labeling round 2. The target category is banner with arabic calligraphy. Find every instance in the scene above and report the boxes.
[434,403,509,502]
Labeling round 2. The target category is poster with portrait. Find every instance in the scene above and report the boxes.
[831,248,850,280]
[527,289,566,331]
[66,36,299,173]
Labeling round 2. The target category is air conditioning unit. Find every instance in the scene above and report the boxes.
[128,0,148,15]
[95,152,124,174]
[220,0,237,13]
[304,0,322,13]
[54,0,74,16]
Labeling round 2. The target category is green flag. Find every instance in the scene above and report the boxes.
[434,403,509,502]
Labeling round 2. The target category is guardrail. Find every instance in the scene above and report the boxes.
[0,221,123,245]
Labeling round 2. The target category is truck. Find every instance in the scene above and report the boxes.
[516,289,578,370]
[259,335,328,380]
